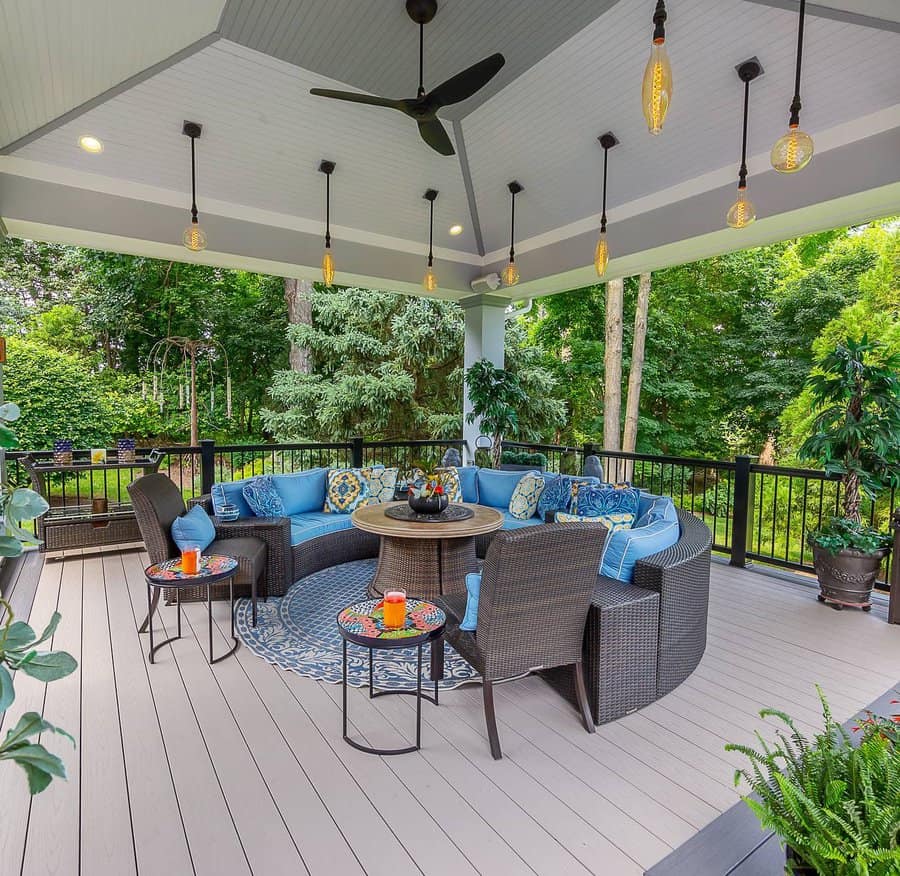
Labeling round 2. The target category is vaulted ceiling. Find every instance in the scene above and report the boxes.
[1,0,898,300]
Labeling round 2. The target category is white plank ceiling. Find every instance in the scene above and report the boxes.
[1,0,898,293]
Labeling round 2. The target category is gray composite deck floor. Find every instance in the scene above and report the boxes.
[1,547,898,876]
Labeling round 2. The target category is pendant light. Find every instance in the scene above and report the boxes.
[726,59,762,229]
[182,121,207,252]
[422,189,438,292]
[642,1,673,135]
[595,132,618,277]
[771,0,813,173]
[319,159,336,286]
[502,181,523,287]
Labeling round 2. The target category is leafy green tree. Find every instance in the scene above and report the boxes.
[465,359,528,468]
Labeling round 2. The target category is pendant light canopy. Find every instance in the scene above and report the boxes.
[319,159,336,286]
[595,132,618,277]
[182,121,207,252]
[422,188,438,292]
[771,0,813,173]
[727,59,762,229]
[642,0,673,135]
[502,181,523,287]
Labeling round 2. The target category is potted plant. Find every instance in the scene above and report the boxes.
[799,337,900,610]
[464,359,528,469]
[725,688,900,875]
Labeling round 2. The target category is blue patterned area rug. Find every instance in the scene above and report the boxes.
[234,559,480,690]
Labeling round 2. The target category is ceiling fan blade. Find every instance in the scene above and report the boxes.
[417,119,455,156]
[428,53,505,109]
[310,88,404,110]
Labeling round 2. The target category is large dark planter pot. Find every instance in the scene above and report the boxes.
[811,542,889,611]
[408,493,449,515]
[785,845,817,875]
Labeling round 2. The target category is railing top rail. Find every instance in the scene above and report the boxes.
[364,439,464,448]
[213,442,353,452]
[595,449,738,470]
[749,462,840,480]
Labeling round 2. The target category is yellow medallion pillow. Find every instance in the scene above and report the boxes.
[325,468,370,513]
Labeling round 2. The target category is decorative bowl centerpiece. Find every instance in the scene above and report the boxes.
[408,472,449,515]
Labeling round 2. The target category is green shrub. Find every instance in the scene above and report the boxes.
[500,450,548,468]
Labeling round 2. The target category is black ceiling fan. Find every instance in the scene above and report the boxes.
[309,0,505,156]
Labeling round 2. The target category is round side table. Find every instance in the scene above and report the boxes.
[337,598,446,755]
[143,555,239,665]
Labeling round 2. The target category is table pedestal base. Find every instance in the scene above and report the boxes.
[367,535,478,600]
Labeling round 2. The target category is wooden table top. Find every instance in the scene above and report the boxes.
[351,502,504,540]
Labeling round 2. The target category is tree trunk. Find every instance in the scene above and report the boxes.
[284,278,312,373]
[603,278,624,453]
[622,273,651,481]
[492,433,503,469]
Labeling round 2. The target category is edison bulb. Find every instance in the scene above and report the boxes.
[726,190,756,229]
[771,127,814,173]
[321,249,335,286]
[423,266,438,292]
[182,222,207,252]
[594,233,609,277]
[501,260,519,287]
[642,40,673,135]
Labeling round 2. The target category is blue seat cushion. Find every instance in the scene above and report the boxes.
[500,511,544,530]
[600,517,680,583]
[635,494,678,527]
[211,477,256,518]
[288,512,354,545]
[272,468,328,516]
[242,474,285,517]
[538,474,601,517]
[476,469,528,509]
[171,504,216,551]
[456,466,479,503]
[460,572,481,631]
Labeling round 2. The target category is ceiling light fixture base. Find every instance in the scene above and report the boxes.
[319,160,336,175]
[423,188,438,201]
[736,58,763,83]
[507,181,523,195]
[598,132,619,150]
[182,121,202,139]
[406,0,437,25]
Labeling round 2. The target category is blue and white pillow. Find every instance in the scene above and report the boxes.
[508,471,545,520]
[573,483,640,519]
[171,504,216,551]
[242,475,285,517]
[537,475,599,517]
[600,517,680,582]
[460,572,481,631]
[635,494,678,527]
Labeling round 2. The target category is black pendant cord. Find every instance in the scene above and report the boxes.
[600,146,609,234]
[418,23,425,98]
[738,78,750,189]
[427,197,434,268]
[189,136,199,224]
[508,190,516,264]
[325,172,331,250]
[652,0,666,42]
[789,0,806,126]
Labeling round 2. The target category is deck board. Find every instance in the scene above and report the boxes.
[4,550,898,876]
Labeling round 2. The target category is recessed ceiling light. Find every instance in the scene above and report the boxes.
[78,135,104,154]
[449,224,463,236]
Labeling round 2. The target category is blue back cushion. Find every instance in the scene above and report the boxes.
[211,477,255,517]
[456,466,479,503]
[600,517,680,582]
[635,494,677,527]
[171,504,216,551]
[272,468,328,516]
[476,469,527,509]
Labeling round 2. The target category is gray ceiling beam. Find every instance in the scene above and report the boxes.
[0,33,222,154]
[742,0,900,32]
[452,120,485,257]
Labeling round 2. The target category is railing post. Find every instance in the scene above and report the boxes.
[200,438,215,496]
[351,436,364,469]
[730,454,757,567]
[888,506,899,625]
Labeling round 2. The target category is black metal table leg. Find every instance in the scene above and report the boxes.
[147,581,154,663]
[209,575,240,665]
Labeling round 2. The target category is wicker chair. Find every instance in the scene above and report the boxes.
[128,474,271,627]
[437,523,607,760]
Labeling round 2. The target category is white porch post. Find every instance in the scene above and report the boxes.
[460,295,507,464]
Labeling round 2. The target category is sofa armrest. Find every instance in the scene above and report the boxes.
[213,516,292,597]
[190,494,213,512]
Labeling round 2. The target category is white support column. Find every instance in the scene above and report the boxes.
[460,294,507,463]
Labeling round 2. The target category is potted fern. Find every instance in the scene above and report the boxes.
[799,337,900,610]
[726,688,900,875]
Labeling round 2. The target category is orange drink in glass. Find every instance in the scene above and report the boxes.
[383,590,407,629]
[181,546,200,575]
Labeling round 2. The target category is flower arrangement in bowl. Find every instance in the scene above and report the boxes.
[408,472,449,515]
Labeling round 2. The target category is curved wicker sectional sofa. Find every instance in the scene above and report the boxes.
[197,489,712,725]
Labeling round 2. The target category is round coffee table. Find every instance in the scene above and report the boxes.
[143,554,239,665]
[337,597,446,755]
[351,502,503,600]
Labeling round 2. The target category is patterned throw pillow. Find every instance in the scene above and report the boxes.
[325,468,370,513]
[508,471,546,520]
[572,483,640,520]
[436,467,463,503]
[241,475,285,517]
[362,466,399,504]
[555,478,599,516]
[556,511,635,532]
